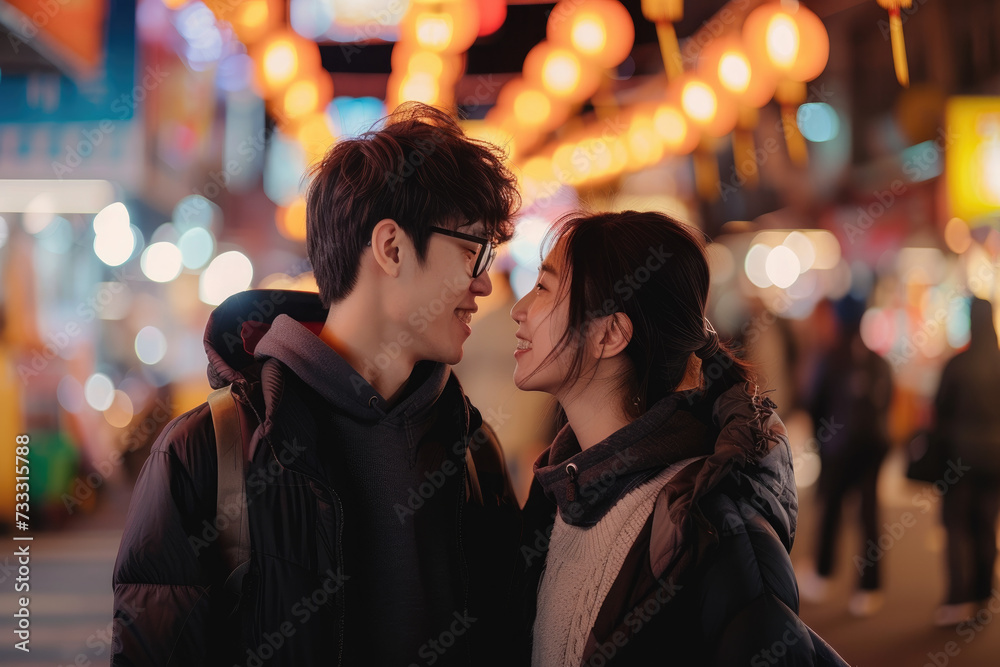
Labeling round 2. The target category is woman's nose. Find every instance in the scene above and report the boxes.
[511,293,528,323]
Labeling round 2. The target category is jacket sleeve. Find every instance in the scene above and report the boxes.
[712,592,849,666]
[700,499,849,666]
[112,405,221,667]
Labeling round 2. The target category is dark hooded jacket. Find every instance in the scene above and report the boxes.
[515,383,849,666]
[111,290,521,666]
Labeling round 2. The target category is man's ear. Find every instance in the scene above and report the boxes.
[370,218,404,278]
[591,312,633,359]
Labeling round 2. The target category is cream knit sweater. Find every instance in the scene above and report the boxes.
[531,458,698,667]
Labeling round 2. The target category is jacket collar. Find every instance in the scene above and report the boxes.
[533,392,712,527]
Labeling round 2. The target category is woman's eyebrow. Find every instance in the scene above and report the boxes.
[539,262,558,277]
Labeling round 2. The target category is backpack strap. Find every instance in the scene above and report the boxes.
[207,385,252,605]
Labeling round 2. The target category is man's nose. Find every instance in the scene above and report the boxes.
[471,270,492,297]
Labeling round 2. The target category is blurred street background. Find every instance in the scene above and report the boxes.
[2,0,1000,664]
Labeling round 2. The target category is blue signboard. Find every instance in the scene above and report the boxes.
[0,0,135,123]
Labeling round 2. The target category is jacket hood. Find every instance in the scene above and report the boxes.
[204,289,451,426]
[204,290,327,389]
[695,383,798,549]
[533,383,797,548]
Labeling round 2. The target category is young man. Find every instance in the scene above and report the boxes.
[112,103,522,666]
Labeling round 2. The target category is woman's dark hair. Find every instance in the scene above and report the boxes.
[306,102,520,306]
[535,210,753,417]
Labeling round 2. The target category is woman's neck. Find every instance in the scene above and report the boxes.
[559,386,633,451]
[559,354,703,451]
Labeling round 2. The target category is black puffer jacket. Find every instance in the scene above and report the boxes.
[111,290,521,666]
[515,383,849,666]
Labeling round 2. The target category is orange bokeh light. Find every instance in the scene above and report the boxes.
[699,35,777,108]
[548,0,634,69]
[743,2,829,83]
[252,30,321,98]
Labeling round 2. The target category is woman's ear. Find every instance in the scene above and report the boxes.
[592,312,633,359]
[370,218,403,277]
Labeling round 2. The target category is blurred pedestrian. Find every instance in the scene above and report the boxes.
[799,298,893,617]
[931,297,1000,626]
[511,211,847,665]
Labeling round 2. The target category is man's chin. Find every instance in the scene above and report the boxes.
[424,346,463,366]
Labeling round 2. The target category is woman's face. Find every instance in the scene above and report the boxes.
[510,242,578,395]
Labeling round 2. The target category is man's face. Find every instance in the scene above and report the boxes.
[397,221,493,365]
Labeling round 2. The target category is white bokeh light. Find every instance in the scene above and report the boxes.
[199,250,254,305]
[178,227,215,269]
[94,202,131,236]
[84,373,115,411]
[23,193,57,235]
[94,226,137,267]
[765,246,801,289]
[135,326,168,365]
[744,243,773,288]
[782,231,816,273]
[141,242,184,282]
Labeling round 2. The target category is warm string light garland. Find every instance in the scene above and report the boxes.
[195,0,837,211]
[515,0,830,207]
[388,0,480,111]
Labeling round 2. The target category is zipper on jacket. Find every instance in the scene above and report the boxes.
[239,367,347,665]
[264,437,347,667]
[457,453,471,663]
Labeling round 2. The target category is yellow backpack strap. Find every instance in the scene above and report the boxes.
[207,385,252,603]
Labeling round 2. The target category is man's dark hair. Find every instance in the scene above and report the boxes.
[305,102,520,306]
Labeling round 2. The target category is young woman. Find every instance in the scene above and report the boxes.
[510,211,847,666]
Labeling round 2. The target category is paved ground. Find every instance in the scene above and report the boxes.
[0,451,997,666]
[793,452,1000,667]
[0,482,126,667]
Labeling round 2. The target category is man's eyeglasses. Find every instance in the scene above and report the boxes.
[365,226,497,278]
[428,226,496,278]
